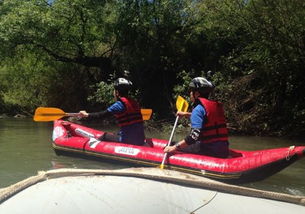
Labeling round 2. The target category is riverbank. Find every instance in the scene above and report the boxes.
[0,114,27,119]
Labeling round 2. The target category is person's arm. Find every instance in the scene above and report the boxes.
[79,110,112,119]
[79,101,125,119]
[176,111,191,117]
[163,111,190,153]
[163,105,205,153]
[163,127,201,153]
[163,139,187,153]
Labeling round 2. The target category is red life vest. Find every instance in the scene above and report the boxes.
[115,97,143,127]
[198,97,228,143]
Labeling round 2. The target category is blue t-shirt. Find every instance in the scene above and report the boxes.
[107,101,145,145]
[190,104,206,129]
[107,100,125,113]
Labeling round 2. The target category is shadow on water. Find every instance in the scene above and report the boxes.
[0,118,304,197]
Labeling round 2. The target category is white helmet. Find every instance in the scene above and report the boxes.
[189,77,214,95]
[114,78,133,92]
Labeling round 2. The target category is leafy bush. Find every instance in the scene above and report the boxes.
[87,81,114,108]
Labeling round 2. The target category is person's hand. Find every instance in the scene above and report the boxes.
[176,111,190,117]
[163,145,177,153]
[79,110,89,118]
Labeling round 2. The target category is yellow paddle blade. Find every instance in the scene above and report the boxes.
[176,96,189,112]
[141,109,152,120]
[33,107,66,122]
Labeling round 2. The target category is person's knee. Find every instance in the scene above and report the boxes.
[98,132,120,142]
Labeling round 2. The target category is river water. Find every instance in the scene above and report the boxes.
[0,118,304,196]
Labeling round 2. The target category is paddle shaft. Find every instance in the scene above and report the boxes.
[65,113,81,117]
[160,115,179,167]
[38,113,80,117]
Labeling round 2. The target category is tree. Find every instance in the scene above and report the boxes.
[0,0,115,75]
[199,0,305,136]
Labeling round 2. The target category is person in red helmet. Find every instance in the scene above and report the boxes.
[79,78,145,146]
[164,77,229,158]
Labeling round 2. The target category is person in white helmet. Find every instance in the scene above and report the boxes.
[164,77,229,158]
[79,78,145,146]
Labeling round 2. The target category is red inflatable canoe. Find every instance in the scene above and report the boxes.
[52,120,305,183]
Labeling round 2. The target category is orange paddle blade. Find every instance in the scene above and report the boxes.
[33,107,67,121]
[141,109,152,120]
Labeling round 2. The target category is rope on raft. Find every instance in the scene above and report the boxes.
[1,167,305,206]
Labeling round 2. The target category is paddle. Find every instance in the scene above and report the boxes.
[141,108,153,120]
[34,107,153,122]
[160,96,189,169]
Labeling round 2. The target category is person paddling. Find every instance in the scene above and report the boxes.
[79,78,145,146]
[164,77,229,158]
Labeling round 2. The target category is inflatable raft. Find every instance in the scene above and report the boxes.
[1,168,305,214]
[52,120,305,183]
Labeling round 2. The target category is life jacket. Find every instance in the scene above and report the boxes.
[114,97,143,127]
[198,97,228,143]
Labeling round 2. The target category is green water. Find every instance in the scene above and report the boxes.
[0,118,304,196]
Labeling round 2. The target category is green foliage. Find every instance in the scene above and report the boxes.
[173,70,207,100]
[172,70,192,99]
[0,0,117,73]
[0,0,304,137]
[113,0,211,116]
[87,79,142,109]
[201,0,305,136]
[0,49,92,113]
[87,81,114,108]
[0,55,48,109]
